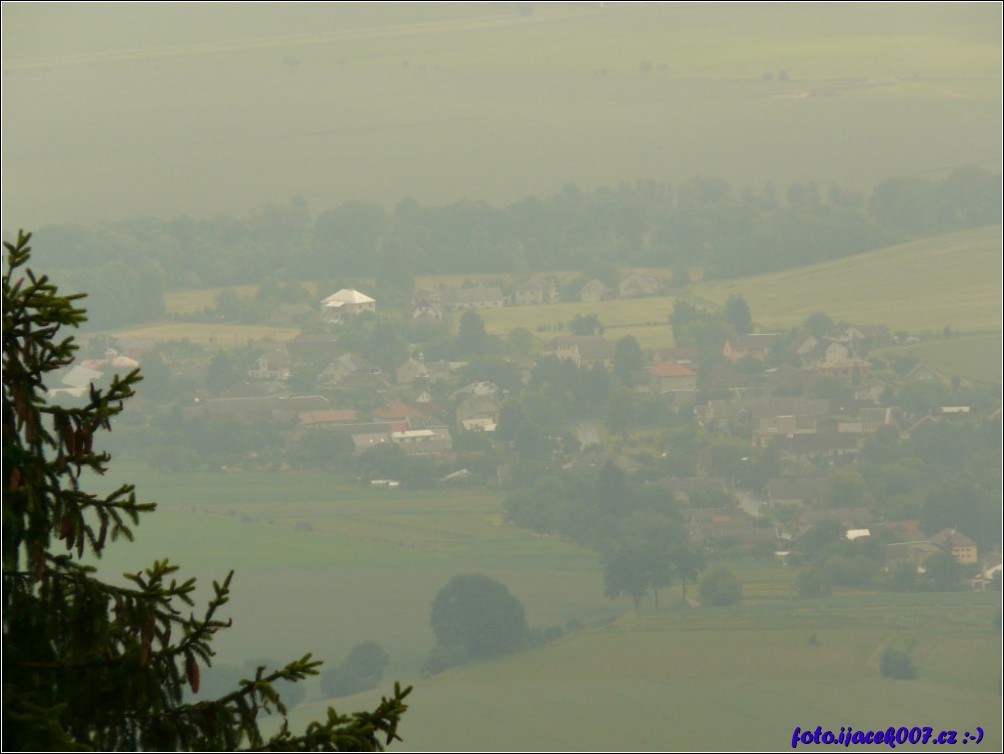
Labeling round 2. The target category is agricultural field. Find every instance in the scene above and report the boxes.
[874,332,1003,386]
[395,593,1001,751]
[107,322,300,348]
[162,285,262,315]
[690,225,1003,335]
[86,470,620,674]
[87,470,1001,752]
[478,297,678,350]
[163,282,325,315]
[4,4,999,227]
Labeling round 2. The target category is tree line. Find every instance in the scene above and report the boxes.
[21,167,1000,329]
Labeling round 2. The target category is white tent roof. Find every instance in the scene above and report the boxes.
[322,289,374,306]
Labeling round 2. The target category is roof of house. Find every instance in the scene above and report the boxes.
[750,397,831,418]
[771,432,861,455]
[322,289,375,306]
[648,362,696,378]
[516,276,556,291]
[580,278,611,293]
[726,333,782,351]
[299,409,359,426]
[767,477,826,502]
[650,346,699,363]
[59,365,104,390]
[351,432,392,450]
[547,335,616,361]
[929,528,978,549]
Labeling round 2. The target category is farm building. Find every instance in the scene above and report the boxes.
[321,289,376,321]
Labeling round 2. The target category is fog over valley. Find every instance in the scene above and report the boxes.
[2,3,1001,752]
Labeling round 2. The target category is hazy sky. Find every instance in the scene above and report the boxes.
[2,2,1000,228]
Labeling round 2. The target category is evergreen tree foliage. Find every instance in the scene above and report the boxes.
[2,232,410,751]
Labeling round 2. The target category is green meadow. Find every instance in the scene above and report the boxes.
[874,332,1003,385]
[109,322,300,348]
[87,470,1001,751]
[479,297,678,350]
[689,225,1003,334]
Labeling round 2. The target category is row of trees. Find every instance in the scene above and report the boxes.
[29,166,1000,328]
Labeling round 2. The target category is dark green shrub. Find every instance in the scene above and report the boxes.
[321,641,390,698]
[880,648,917,680]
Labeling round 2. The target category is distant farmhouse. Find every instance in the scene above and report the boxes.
[321,289,375,322]
[618,269,663,298]
[513,275,559,306]
[440,286,506,310]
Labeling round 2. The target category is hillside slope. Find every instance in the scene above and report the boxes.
[691,225,1002,334]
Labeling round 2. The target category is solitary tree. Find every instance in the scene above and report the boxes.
[569,313,603,336]
[603,549,657,610]
[455,309,488,355]
[2,232,410,750]
[423,573,527,674]
[672,547,706,606]
[698,567,743,606]
[613,335,643,382]
[725,294,752,336]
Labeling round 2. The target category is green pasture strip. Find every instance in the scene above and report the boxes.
[84,469,616,667]
[106,322,300,346]
[162,284,260,315]
[475,297,674,335]
[873,332,1003,385]
[368,604,1001,751]
[690,225,1002,334]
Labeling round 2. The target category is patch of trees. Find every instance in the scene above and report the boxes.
[698,568,743,606]
[856,420,1001,550]
[602,510,706,610]
[321,642,391,698]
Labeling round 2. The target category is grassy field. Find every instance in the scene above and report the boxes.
[689,225,1003,334]
[4,4,999,227]
[86,470,620,673]
[874,332,1003,385]
[85,469,1002,751]
[395,599,1001,751]
[162,285,261,315]
[108,322,300,347]
[479,297,678,350]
